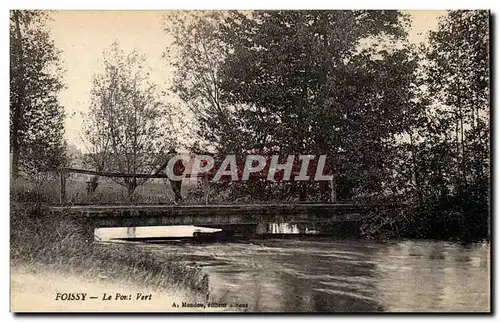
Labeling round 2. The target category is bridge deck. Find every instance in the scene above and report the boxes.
[49,203,368,216]
[48,203,387,229]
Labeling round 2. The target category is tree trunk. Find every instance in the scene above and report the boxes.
[11,10,25,179]
[409,132,421,204]
[127,177,137,197]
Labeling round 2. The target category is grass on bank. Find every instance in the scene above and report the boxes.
[10,202,210,299]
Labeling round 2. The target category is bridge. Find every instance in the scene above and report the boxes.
[49,203,385,238]
[48,167,394,238]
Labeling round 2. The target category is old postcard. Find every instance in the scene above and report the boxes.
[10,9,490,313]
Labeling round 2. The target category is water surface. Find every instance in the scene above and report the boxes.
[98,228,490,312]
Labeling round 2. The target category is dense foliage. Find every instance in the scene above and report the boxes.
[165,10,490,240]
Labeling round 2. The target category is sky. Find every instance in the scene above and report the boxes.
[45,10,447,151]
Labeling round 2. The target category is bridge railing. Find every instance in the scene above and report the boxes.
[55,167,206,205]
[53,167,337,205]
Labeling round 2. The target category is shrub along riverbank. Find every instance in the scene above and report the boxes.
[359,200,489,242]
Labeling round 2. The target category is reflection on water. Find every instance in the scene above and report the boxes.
[98,227,490,312]
[268,223,320,234]
[96,225,221,241]
[96,223,318,241]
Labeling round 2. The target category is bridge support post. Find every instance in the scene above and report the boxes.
[330,176,336,203]
[256,221,268,235]
[59,169,67,205]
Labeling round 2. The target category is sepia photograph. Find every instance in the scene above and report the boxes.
[9,9,490,313]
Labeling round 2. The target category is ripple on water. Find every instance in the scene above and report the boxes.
[110,238,489,312]
[313,288,379,304]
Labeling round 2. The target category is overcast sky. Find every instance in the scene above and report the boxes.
[45,10,447,150]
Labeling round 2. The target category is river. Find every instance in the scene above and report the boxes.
[96,228,490,312]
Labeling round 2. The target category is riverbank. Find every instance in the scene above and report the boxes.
[10,203,211,312]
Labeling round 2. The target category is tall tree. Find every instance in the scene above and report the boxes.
[219,10,417,200]
[10,10,67,178]
[417,10,490,239]
[84,42,175,196]
[425,10,489,188]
